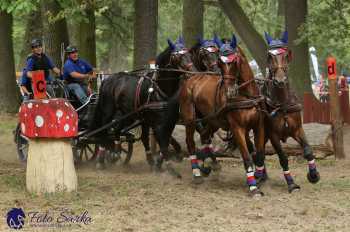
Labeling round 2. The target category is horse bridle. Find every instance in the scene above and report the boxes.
[198,46,219,69]
[267,47,290,85]
[169,49,194,71]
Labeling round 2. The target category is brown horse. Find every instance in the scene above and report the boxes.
[179,35,266,196]
[258,32,320,193]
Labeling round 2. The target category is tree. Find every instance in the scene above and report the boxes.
[285,0,311,97]
[218,0,268,71]
[41,0,69,69]
[69,0,96,67]
[183,0,203,47]
[0,10,20,112]
[17,10,43,69]
[133,0,158,69]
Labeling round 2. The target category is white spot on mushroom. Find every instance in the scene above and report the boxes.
[35,115,44,127]
[28,103,33,109]
[21,123,25,133]
[19,107,21,113]
[35,104,38,108]
[56,110,63,118]
[42,100,49,104]
[24,113,27,117]
[35,133,38,137]
[65,102,69,107]
[64,124,70,132]
[66,116,69,119]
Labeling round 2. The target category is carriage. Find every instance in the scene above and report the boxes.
[14,75,140,165]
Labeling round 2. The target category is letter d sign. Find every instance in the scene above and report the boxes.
[327,56,337,80]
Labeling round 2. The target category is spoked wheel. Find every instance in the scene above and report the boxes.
[72,139,98,163]
[14,123,29,162]
[106,135,134,165]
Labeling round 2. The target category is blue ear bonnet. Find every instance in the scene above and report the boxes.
[201,40,217,48]
[264,31,288,48]
[219,44,235,56]
[167,36,186,52]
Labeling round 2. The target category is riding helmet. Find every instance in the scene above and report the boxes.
[31,38,42,48]
[65,45,78,54]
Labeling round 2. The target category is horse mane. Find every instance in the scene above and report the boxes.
[236,46,259,96]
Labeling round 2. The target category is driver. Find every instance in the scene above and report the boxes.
[63,45,96,105]
[20,38,61,98]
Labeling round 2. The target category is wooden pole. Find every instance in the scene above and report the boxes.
[327,56,345,159]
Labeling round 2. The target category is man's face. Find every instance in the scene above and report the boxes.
[32,46,43,55]
[69,52,78,61]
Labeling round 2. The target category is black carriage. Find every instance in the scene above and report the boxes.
[14,76,139,165]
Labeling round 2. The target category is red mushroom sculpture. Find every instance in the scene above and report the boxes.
[19,98,78,194]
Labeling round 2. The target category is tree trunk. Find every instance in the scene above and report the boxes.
[41,0,69,69]
[133,0,158,69]
[70,1,96,67]
[218,0,268,71]
[285,0,311,98]
[26,139,77,194]
[183,0,203,47]
[0,11,20,113]
[17,10,43,70]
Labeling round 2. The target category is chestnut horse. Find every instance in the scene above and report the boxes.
[179,35,266,196]
[257,32,320,192]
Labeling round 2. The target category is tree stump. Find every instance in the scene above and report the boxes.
[19,98,78,194]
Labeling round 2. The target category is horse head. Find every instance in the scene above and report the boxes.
[196,36,220,72]
[214,34,241,86]
[265,31,292,86]
[167,36,197,72]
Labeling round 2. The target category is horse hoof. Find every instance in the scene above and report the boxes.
[250,188,264,198]
[200,167,211,177]
[211,162,222,172]
[96,162,105,170]
[255,173,268,185]
[307,171,320,184]
[165,163,182,179]
[288,183,301,193]
[192,175,204,185]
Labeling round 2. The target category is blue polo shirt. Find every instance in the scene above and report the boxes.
[63,58,93,83]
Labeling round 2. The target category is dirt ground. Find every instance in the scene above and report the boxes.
[1,114,350,232]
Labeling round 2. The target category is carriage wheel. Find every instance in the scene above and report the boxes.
[14,123,29,162]
[72,140,98,163]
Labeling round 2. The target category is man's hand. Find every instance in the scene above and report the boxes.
[53,67,61,75]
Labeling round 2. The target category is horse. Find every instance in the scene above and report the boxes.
[179,34,266,197]
[257,31,320,192]
[90,37,196,176]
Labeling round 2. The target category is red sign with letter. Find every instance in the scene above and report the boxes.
[326,56,337,80]
[32,70,46,99]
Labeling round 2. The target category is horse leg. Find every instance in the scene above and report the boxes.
[292,127,320,184]
[153,125,182,178]
[141,125,155,169]
[228,120,263,196]
[270,134,300,193]
[252,117,268,184]
[169,136,183,161]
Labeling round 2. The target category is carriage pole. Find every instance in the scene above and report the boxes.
[327,56,345,159]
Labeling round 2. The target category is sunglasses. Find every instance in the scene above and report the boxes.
[32,45,42,49]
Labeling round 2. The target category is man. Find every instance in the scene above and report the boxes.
[20,38,61,98]
[63,45,95,105]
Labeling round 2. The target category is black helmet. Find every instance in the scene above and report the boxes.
[31,38,42,48]
[65,45,78,54]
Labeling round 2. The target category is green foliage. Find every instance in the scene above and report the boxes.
[300,0,350,72]
[0,0,38,14]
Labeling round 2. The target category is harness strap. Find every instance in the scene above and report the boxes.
[134,76,145,111]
